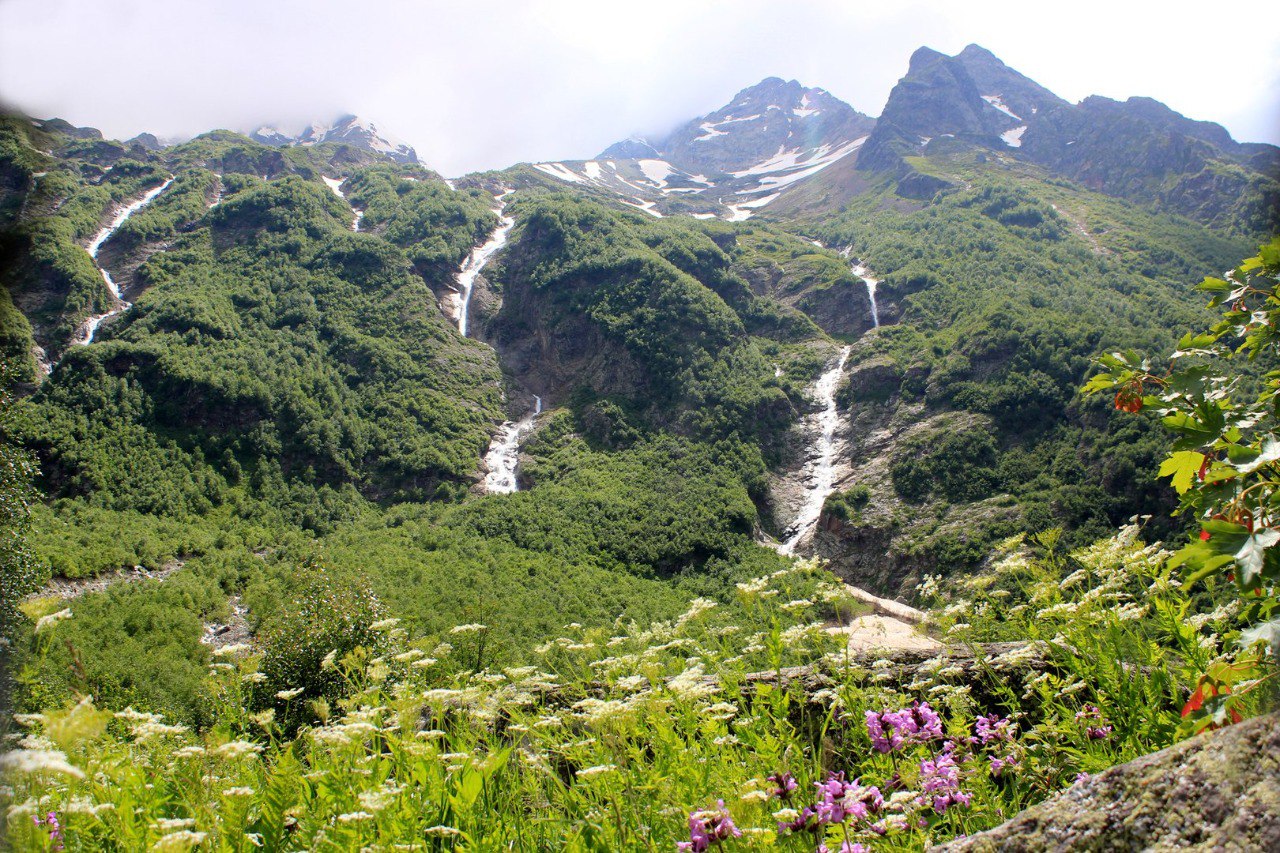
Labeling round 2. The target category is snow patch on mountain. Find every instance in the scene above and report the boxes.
[638,159,674,188]
[981,94,1022,122]
[533,162,585,183]
[1001,126,1027,147]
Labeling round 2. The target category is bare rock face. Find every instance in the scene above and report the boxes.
[934,712,1280,852]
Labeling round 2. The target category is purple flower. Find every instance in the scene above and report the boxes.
[905,702,944,742]
[1076,705,1114,741]
[974,713,1016,745]
[839,779,884,823]
[989,753,1020,777]
[677,800,740,852]
[767,771,798,801]
[866,709,905,753]
[918,752,971,815]
[816,772,851,824]
[867,702,943,752]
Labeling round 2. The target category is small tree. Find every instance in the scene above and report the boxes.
[1086,237,1280,729]
[255,567,384,732]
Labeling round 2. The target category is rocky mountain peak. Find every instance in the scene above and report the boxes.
[249,115,418,163]
[646,76,875,176]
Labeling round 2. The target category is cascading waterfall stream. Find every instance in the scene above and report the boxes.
[840,247,880,329]
[851,262,880,328]
[454,188,515,337]
[779,345,852,554]
[71,178,174,347]
[483,395,543,494]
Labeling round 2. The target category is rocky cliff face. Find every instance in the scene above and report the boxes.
[852,44,1278,230]
[936,712,1280,852]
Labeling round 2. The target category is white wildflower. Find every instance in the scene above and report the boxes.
[34,609,72,632]
[223,787,255,797]
[0,748,84,778]
[216,740,264,759]
[337,811,374,823]
[424,826,462,837]
[212,643,250,657]
[152,830,207,851]
[575,764,618,779]
[450,623,487,635]
[275,688,305,701]
[370,618,400,631]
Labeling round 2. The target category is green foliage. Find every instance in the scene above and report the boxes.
[1084,237,1280,725]
[0,358,42,723]
[823,484,872,521]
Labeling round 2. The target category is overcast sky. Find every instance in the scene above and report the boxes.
[2,0,1277,176]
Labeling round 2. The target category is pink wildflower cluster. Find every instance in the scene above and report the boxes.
[918,745,972,814]
[677,800,741,852]
[1075,705,1113,740]
[773,770,884,847]
[970,713,1020,778]
[864,701,943,753]
[33,811,63,851]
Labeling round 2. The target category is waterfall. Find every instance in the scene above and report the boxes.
[483,395,543,494]
[851,262,880,328]
[72,178,173,346]
[454,188,515,338]
[838,247,880,329]
[779,345,852,554]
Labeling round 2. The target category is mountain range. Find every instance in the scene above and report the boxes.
[0,40,1275,728]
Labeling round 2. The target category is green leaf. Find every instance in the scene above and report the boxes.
[1239,617,1280,657]
[1234,528,1280,586]
[1158,451,1205,494]
[1197,277,1230,293]
[1236,436,1280,474]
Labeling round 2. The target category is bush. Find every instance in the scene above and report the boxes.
[254,567,384,731]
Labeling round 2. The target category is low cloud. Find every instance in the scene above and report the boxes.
[2,0,1276,175]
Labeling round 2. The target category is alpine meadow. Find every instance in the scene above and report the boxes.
[1,7,1279,851]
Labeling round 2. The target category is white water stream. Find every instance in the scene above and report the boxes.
[851,262,880,328]
[840,247,880,328]
[779,345,852,554]
[72,178,173,346]
[453,189,515,337]
[483,395,543,494]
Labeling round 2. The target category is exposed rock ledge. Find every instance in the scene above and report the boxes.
[934,711,1280,852]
